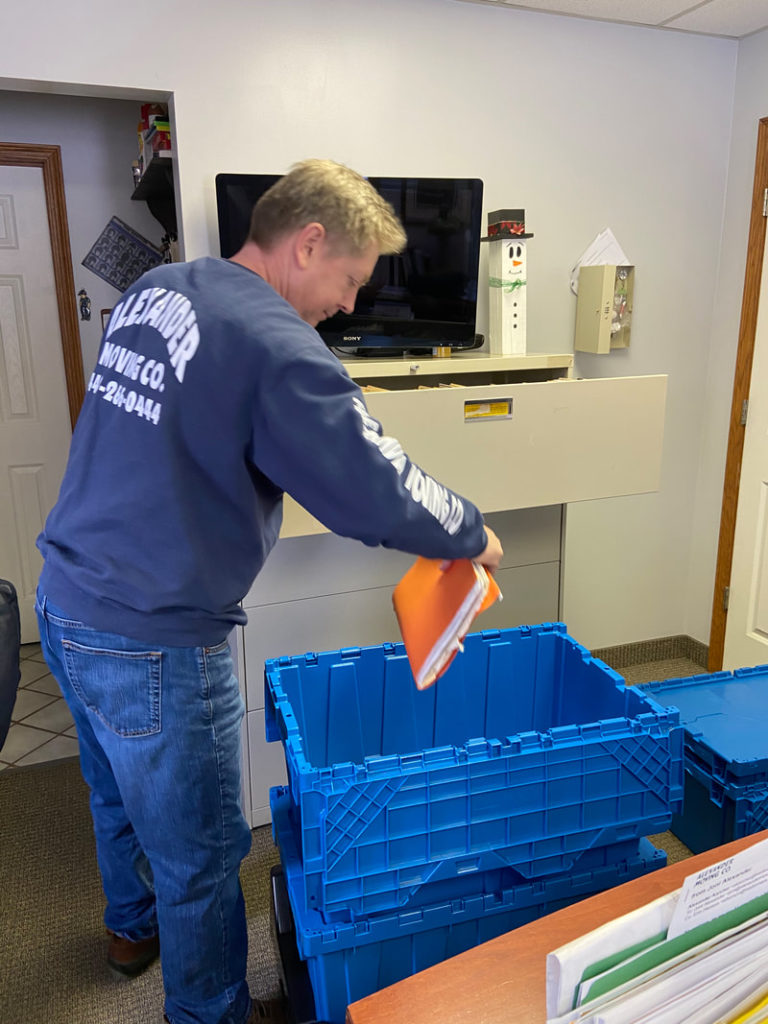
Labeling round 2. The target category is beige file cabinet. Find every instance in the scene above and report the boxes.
[281,356,665,538]
[238,351,667,827]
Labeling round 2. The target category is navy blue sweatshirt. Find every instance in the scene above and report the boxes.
[38,258,487,645]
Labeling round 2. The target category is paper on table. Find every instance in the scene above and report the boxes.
[549,915,768,1024]
[627,957,768,1024]
[545,890,677,1017]
[628,957,768,1024]
[667,836,768,940]
[548,838,768,1024]
[577,892,768,1008]
[569,228,631,295]
[574,908,768,1014]
[548,864,768,1020]
[717,986,768,1024]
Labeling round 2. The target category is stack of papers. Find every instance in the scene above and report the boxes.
[392,557,501,690]
[546,837,768,1024]
[570,228,631,295]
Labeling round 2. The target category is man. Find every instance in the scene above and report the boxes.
[36,159,502,1024]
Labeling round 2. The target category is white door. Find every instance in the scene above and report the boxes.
[0,165,73,642]
[723,228,768,669]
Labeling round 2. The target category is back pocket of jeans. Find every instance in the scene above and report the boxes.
[62,639,162,737]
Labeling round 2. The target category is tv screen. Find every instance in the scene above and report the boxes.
[215,173,484,352]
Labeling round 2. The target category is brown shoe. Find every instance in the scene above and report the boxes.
[248,999,288,1024]
[106,928,160,977]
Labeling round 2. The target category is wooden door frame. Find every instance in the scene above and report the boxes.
[708,116,768,670]
[0,142,84,430]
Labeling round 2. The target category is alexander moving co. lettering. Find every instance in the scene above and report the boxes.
[98,344,166,391]
[403,465,464,535]
[104,287,200,382]
[352,397,465,536]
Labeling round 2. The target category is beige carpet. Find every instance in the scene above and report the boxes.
[620,656,704,688]
[0,756,282,1024]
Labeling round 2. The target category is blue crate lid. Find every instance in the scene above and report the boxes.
[640,666,768,778]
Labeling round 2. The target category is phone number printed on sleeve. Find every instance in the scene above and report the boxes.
[88,373,162,425]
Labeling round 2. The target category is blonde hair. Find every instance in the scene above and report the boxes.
[248,159,407,255]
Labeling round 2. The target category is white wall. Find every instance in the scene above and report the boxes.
[0,0,744,648]
[0,91,165,376]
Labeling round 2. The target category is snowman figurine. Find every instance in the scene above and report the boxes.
[483,209,533,356]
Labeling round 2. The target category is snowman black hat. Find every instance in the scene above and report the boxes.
[481,209,534,241]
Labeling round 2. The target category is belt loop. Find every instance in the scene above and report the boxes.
[38,591,52,649]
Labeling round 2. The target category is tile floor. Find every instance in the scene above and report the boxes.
[0,643,79,771]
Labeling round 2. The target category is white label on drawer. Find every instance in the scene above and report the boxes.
[464,399,513,422]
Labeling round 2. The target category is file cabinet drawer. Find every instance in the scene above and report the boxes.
[280,374,667,538]
[246,708,287,825]
[241,558,558,711]
[245,506,561,607]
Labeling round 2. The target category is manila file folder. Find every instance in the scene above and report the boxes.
[392,556,502,690]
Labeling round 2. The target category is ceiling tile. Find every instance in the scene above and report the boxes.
[495,0,707,26]
[664,0,768,37]
[454,0,768,37]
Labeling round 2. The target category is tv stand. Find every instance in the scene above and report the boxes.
[348,347,433,358]
[334,334,485,360]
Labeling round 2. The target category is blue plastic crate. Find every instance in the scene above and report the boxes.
[640,666,768,787]
[272,791,652,916]
[639,667,768,852]
[271,785,666,1024]
[671,758,768,854]
[265,622,682,922]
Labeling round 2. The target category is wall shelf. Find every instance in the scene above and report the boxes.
[131,156,176,236]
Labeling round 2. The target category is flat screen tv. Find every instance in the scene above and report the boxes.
[215,173,484,353]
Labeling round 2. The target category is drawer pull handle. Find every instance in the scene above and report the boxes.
[464,398,513,422]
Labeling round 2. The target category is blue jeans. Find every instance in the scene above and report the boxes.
[36,592,253,1024]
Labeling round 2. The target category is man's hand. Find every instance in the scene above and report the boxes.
[476,525,503,572]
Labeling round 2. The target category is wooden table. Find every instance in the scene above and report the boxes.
[345,831,768,1024]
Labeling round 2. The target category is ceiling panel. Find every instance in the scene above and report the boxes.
[496,0,701,24]
[664,0,768,36]
[455,0,768,38]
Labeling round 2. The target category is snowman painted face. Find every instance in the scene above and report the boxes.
[508,241,527,278]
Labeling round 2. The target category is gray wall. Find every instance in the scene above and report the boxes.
[0,92,164,376]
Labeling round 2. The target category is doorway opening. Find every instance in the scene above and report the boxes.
[708,116,768,670]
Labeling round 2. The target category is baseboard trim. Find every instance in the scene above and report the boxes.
[591,634,708,670]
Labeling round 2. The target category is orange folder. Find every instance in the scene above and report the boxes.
[392,557,502,690]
